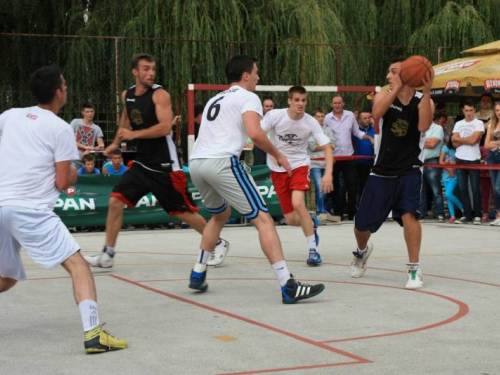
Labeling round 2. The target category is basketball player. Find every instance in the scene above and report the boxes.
[188,55,325,304]
[262,86,333,266]
[0,66,126,353]
[351,58,434,289]
[84,54,228,268]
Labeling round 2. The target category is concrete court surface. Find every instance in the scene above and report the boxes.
[1,220,499,375]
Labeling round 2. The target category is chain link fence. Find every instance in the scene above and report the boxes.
[0,33,464,144]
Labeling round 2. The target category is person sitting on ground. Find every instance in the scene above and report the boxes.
[77,154,101,175]
[102,149,127,175]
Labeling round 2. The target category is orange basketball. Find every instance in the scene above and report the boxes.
[399,55,433,88]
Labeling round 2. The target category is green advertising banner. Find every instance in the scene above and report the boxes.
[55,166,282,226]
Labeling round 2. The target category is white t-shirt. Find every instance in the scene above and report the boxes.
[452,118,484,161]
[262,109,330,172]
[189,85,263,160]
[0,106,79,210]
[69,119,104,159]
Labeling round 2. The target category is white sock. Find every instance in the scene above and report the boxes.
[306,235,317,250]
[272,260,291,286]
[357,246,367,255]
[407,262,420,269]
[194,249,210,272]
[79,299,99,332]
[104,246,114,256]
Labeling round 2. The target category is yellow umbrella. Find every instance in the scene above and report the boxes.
[431,52,500,99]
[377,41,500,100]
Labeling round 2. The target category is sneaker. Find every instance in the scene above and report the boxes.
[449,217,456,224]
[306,249,322,266]
[351,242,373,278]
[455,216,471,224]
[312,216,320,246]
[473,217,482,225]
[482,213,489,223]
[84,324,127,354]
[490,218,500,226]
[405,265,423,289]
[84,248,114,268]
[189,269,208,292]
[281,275,325,304]
[207,238,230,267]
[437,216,444,223]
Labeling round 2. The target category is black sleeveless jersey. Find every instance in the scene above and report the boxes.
[125,84,173,168]
[372,91,425,177]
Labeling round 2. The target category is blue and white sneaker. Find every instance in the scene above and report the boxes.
[281,275,325,304]
[189,269,208,292]
[306,249,323,266]
[312,216,320,246]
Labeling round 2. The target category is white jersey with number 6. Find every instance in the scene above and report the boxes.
[189,85,263,160]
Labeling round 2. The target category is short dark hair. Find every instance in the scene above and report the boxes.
[82,102,95,110]
[262,97,274,105]
[131,53,155,70]
[313,107,325,116]
[82,154,95,163]
[29,66,63,104]
[288,85,307,98]
[433,113,447,122]
[479,93,494,102]
[112,148,123,156]
[463,99,475,109]
[359,109,372,115]
[391,58,406,64]
[194,104,205,117]
[225,55,256,83]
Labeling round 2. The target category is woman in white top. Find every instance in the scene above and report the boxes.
[485,103,500,226]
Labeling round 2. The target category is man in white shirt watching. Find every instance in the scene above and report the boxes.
[325,95,374,220]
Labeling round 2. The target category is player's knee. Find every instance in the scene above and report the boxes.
[0,277,17,293]
[109,197,126,211]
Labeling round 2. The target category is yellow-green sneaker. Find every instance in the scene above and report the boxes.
[84,325,127,354]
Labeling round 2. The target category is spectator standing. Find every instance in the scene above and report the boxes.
[452,100,484,224]
[78,154,101,175]
[308,107,335,216]
[325,95,374,220]
[70,103,105,166]
[485,102,500,226]
[353,110,375,199]
[439,138,463,223]
[419,113,446,222]
[180,104,204,165]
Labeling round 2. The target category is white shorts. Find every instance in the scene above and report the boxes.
[190,157,268,220]
[0,206,80,281]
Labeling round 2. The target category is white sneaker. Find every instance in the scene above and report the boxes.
[84,249,114,268]
[490,218,500,226]
[405,265,423,289]
[207,238,229,267]
[473,217,482,225]
[351,242,373,278]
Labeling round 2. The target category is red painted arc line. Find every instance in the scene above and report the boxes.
[320,282,469,344]
[109,274,371,365]
[217,360,362,375]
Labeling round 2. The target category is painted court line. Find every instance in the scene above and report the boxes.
[109,274,372,374]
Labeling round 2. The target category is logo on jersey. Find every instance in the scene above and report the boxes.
[129,109,144,126]
[278,133,300,146]
[126,98,136,102]
[26,113,38,120]
[391,119,409,137]
[76,124,97,147]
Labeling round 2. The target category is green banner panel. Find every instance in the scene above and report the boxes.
[55,166,282,226]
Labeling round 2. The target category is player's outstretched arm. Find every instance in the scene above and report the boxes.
[105,91,129,156]
[55,161,77,190]
[318,144,334,193]
[417,70,435,133]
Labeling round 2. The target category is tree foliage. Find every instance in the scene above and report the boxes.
[1,0,499,135]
